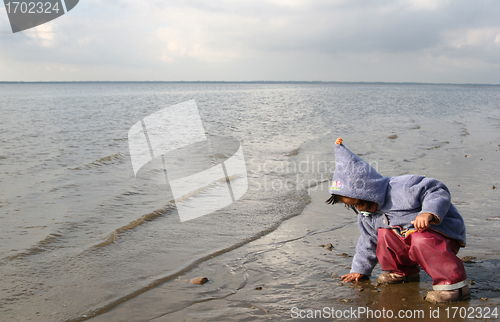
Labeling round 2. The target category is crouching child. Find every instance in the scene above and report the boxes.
[326,138,469,303]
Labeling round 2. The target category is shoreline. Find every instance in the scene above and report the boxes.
[88,184,500,322]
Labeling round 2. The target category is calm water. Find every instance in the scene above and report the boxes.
[0,82,499,321]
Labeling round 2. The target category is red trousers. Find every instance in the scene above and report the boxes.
[376,228,467,290]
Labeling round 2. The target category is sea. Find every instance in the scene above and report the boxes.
[0,82,499,321]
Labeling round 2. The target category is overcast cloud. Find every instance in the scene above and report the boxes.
[1,0,500,83]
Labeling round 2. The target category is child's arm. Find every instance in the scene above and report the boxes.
[344,216,380,282]
[410,177,451,223]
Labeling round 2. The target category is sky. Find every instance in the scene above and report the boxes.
[1,0,500,83]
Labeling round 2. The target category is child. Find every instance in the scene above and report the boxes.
[326,138,469,303]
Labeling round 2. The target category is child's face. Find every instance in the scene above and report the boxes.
[338,196,359,206]
[338,196,377,213]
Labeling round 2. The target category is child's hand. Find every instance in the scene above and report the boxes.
[341,273,366,283]
[411,212,435,231]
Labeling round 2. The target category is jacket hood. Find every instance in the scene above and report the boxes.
[330,138,389,207]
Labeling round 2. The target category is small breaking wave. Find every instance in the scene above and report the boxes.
[454,121,470,137]
[285,147,301,156]
[93,203,176,248]
[426,141,449,150]
[69,153,125,170]
[5,231,63,260]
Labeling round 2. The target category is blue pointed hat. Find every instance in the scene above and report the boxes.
[330,138,389,207]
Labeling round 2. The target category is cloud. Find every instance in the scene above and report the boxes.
[405,0,453,12]
[0,0,499,82]
[25,24,57,48]
[151,7,248,63]
[443,27,500,48]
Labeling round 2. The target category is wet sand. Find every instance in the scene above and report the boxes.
[88,184,500,322]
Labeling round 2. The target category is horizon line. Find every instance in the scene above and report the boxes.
[0,80,499,86]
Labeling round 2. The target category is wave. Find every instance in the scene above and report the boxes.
[4,202,175,260]
[285,147,301,156]
[5,232,63,260]
[62,142,324,321]
[426,141,449,150]
[92,203,176,248]
[65,187,313,322]
[66,147,323,321]
[453,121,470,137]
[69,153,126,170]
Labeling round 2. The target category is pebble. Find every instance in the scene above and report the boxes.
[460,256,476,263]
[190,277,209,285]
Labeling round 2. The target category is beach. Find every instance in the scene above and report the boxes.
[91,107,500,321]
[0,83,499,321]
[88,183,500,322]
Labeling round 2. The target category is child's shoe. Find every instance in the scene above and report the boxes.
[377,272,420,284]
[424,285,470,303]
